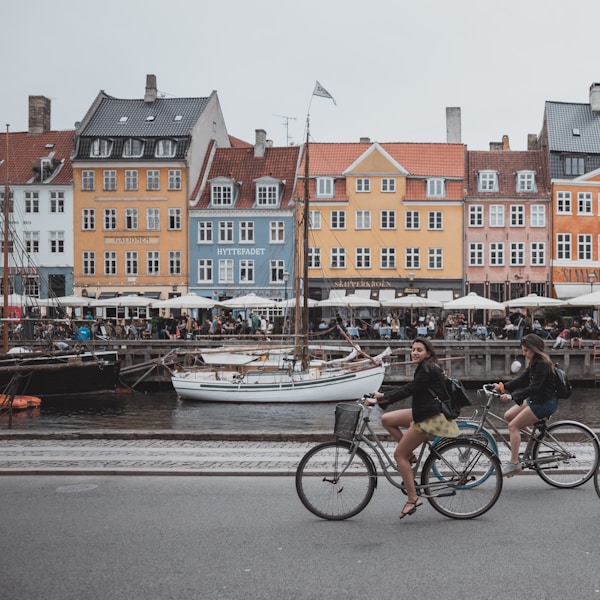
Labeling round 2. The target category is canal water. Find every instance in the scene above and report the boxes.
[2,386,600,433]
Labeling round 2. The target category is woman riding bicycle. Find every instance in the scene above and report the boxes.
[369,337,459,519]
[493,333,558,477]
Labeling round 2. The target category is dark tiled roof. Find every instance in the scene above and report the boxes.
[74,137,191,161]
[465,150,550,197]
[0,130,75,185]
[80,97,210,137]
[545,101,600,154]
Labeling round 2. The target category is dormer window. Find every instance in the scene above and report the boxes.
[211,182,234,206]
[123,138,144,158]
[516,170,537,193]
[478,170,498,192]
[426,178,446,198]
[255,177,280,206]
[316,177,334,198]
[155,139,176,158]
[90,138,112,158]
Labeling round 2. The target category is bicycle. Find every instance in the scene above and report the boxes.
[456,384,600,488]
[295,396,503,521]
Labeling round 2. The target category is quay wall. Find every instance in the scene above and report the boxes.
[24,338,599,387]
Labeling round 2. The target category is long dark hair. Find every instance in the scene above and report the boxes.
[521,333,555,372]
[412,337,442,373]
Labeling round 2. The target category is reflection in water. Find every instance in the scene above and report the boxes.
[1,386,599,432]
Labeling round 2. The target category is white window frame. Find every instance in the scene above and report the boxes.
[489,242,505,266]
[556,233,571,260]
[428,211,442,230]
[331,210,346,230]
[155,139,176,158]
[270,221,285,243]
[355,247,371,269]
[469,205,484,227]
[197,221,213,243]
[426,178,445,198]
[530,242,546,266]
[355,210,371,230]
[256,184,278,206]
[219,221,234,243]
[356,178,371,192]
[211,184,233,206]
[428,248,443,270]
[405,211,420,230]
[198,259,213,283]
[308,247,321,269]
[380,247,396,269]
[168,251,182,276]
[147,251,160,275]
[510,242,525,266]
[330,248,346,269]
[469,242,484,266]
[577,191,593,215]
[125,170,138,191]
[405,248,420,269]
[556,191,571,214]
[316,177,334,198]
[490,205,505,227]
[82,208,95,231]
[239,260,254,283]
[146,208,160,231]
[530,205,545,227]
[381,178,396,192]
[309,210,321,230]
[218,259,234,283]
[516,171,536,192]
[239,221,255,243]
[478,171,498,192]
[578,234,593,261]
[380,210,396,230]
[510,205,525,227]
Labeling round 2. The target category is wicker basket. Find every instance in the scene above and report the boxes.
[334,403,362,441]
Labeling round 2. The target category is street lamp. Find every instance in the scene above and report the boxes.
[589,272,596,293]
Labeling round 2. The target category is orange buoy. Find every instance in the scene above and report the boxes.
[0,394,42,410]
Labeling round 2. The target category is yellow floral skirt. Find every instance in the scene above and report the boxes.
[411,413,460,439]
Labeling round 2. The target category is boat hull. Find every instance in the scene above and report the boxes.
[171,362,386,403]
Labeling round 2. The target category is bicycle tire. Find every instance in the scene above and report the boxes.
[532,420,600,488]
[421,439,502,519]
[434,421,498,454]
[594,464,600,499]
[295,441,377,520]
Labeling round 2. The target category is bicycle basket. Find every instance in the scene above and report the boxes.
[334,403,362,441]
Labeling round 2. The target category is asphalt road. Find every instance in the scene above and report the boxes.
[1,475,598,600]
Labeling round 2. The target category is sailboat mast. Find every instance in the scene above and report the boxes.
[2,126,10,353]
[300,116,311,368]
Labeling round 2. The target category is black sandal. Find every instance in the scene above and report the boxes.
[399,498,422,520]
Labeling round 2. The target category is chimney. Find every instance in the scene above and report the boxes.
[502,134,510,151]
[144,74,157,104]
[28,96,51,134]
[590,82,600,112]
[254,129,267,158]
[446,107,461,143]
[359,137,371,143]
[527,134,539,150]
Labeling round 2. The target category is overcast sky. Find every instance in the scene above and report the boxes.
[3,0,600,150]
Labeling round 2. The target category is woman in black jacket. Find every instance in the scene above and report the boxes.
[369,337,458,519]
[493,333,558,477]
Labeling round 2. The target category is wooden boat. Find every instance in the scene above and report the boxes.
[0,394,41,409]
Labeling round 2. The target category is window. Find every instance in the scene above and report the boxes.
[104,252,117,275]
[469,243,484,266]
[531,242,546,266]
[356,248,371,269]
[380,247,396,269]
[270,221,285,243]
[355,210,371,230]
[510,242,525,266]
[168,170,182,191]
[308,247,321,269]
[405,211,420,230]
[556,191,571,213]
[270,260,285,283]
[426,178,445,197]
[219,221,234,243]
[23,276,39,297]
[564,156,585,176]
[211,184,233,206]
[316,177,334,197]
[578,192,592,214]
[218,259,233,283]
[125,170,138,191]
[82,170,95,191]
[104,208,117,230]
[169,251,182,275]
[155,139,176,158]
[123,139,144,158]
[146,170,160,190]
[531,205,545,227]
[0,233,13,254]
[24,231,39,254]
[147,251,160,275]
[90,138,112,158]
[405,248,420,269]
[330,248,346,268]
[380,210,396,229]
[428,211,442,230]
[125,208,138,230]
[516,171,536,192]
[82,208,95,230]
[381,178,396,192]
[309,210,321,229]
[490,205,504,227]
[103,170,116,191]
[197,221,213,243]
[239,221,254,243]
[489,242,505,266]
[257,184,278,206]
[50,191,64,213]
[239,260,254,283]
[428,248,443,269]
[198,259,213,283]
[578,234,592,260]
[356,178,370,192]
[125,251,138,275]
[83,251,95,275]
[168,208,181,230]
[478,171,498,192]
[510,205,525,227]
[331,210,346,229]
[25,192,39,213]
[469,205,484,227]
[556,234,571,260]
[49,231,64,253]
[146,208,160,230]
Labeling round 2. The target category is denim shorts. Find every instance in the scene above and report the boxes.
[527,396,558,419]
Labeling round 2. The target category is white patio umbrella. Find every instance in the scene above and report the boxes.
[36,294,93,307]
[443,292,505,311]
[219,293,279,309]
[152,293,220,310]
[2,293,38,308]
[381,294,443,309]
[505,293,566,309]
[317,293,381,308]
[565,290,600,307]
[90,294,155,308]
[278,296,318,308]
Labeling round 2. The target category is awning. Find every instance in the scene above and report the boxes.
[143,291,161,299]
[98,292,118,299]
[427,290,454,302]
[378,289,396,303]
[353,289,371,298]
[554,283,595,300]
[327,289,346,300]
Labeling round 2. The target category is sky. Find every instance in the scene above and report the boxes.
[2,0,600,151]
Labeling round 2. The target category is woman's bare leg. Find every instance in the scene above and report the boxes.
[380,408,413,442]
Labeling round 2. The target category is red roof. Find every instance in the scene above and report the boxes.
[0,130,75,185]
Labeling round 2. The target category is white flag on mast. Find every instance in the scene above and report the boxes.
[313,81,336,105]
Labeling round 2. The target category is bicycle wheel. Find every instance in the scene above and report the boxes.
[532,420,600,488]
[295,441,377,520]
[421,439,502,519]
[594,464,600,499]
[434,421,498,454]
